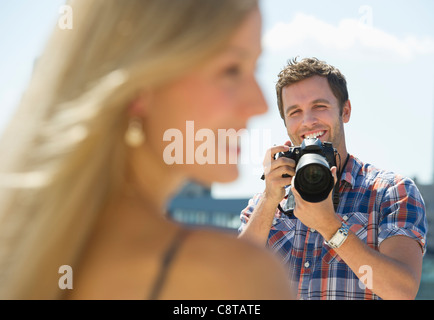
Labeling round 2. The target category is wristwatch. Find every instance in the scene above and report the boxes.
[325,223,349,249]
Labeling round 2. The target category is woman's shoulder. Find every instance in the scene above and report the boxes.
[160,227,294,299]
[185,227,273,260]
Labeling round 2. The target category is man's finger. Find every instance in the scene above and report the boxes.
[265,145,290,161]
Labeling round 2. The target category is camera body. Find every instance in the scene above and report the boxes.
[277,138,336,171]
[277,138,337,203]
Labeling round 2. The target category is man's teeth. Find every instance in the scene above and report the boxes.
[304,131,324,139]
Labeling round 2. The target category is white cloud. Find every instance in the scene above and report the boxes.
[262,13,434,61]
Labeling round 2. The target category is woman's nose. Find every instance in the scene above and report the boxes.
[238,76,268,119]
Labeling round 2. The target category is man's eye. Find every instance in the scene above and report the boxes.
[289,110,300,117]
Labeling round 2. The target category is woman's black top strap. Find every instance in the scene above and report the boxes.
[148,228,190,300]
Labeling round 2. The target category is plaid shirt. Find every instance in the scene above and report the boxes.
[239,155,427,300]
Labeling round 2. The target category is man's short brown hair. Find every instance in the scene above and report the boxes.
[276,57,349,120]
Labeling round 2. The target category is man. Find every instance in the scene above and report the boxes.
[238,57,427,300]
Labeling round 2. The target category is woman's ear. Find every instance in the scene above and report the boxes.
[342,100,351,124]
[127,89,153,118]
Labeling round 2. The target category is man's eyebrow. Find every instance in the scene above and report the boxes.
[311,98,331,105]
[285,98,332,116]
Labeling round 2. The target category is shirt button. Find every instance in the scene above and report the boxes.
[310,228,316,233]
[304,261,310,268]
[342,215,349,221]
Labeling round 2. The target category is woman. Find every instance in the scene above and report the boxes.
[0,0,293,299]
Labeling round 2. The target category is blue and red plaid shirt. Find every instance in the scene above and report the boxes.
[239,155,427,300]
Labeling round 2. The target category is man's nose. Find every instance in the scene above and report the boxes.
[301,110,318,128]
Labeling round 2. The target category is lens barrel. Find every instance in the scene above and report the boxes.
[294,153,334,203]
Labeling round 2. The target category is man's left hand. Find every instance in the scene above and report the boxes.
[291,166,341,240]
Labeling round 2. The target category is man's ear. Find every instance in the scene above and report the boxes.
[342,100,351,124]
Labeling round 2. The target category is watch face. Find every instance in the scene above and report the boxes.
[327,224,349,248]
[333,232,345,243]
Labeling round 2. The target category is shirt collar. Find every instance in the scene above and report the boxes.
[340,154,358,189]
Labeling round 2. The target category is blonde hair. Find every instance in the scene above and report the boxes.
[0,0,258,299]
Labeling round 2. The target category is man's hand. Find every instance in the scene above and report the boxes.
[238,141,295,246]
[262,141,294,205]
[291,166,341,240]
[292,165,423,299]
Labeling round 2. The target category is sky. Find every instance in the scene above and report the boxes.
[0,1,433,199]
[215,0,434,198]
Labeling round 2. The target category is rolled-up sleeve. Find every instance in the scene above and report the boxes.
[378,177,428,254]
[238,193,262,234]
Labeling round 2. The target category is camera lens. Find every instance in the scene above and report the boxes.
[294,153,334,203]
[297,164,331,194]
[302,164,324,185]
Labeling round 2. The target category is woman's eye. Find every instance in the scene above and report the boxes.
[224,65,241,77]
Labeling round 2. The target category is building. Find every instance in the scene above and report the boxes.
[417,181,433,255]
[169,179,433,255]
[168,182,248,232]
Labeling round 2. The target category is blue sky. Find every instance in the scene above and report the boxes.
[215,0,434,198]
[1,1,433,199]
[0,0,65,132]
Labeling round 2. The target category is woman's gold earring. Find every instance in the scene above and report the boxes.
[125,118,145,147]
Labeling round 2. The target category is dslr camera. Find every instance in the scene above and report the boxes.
[278,138,337,203]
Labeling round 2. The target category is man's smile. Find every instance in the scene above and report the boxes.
[301,130,327,140]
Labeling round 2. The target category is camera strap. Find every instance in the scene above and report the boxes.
[332,154,350,211]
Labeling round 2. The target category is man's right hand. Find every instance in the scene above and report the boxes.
[238,141,296,246]
[262,142,295,204]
